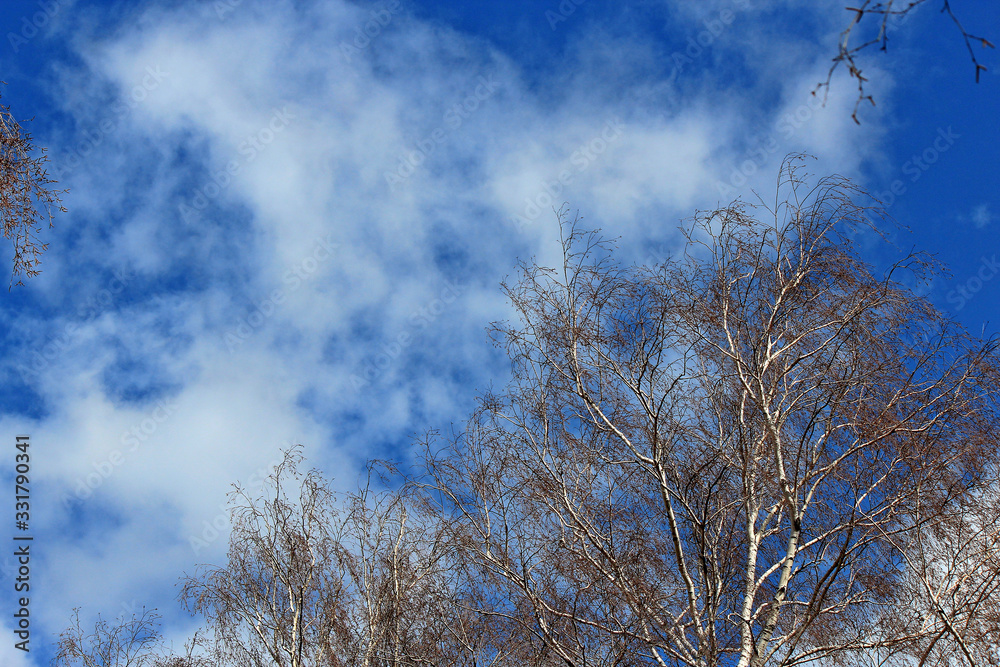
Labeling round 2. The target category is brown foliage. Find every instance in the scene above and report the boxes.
[52,606,210,667]
[179,446,486,667]
[0,82,66,288]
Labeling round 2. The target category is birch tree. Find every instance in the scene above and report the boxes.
[0,82,65,287]
[415,157,1000,666]
[53,607,211,667]
[56,158,1000,666]
[890,478,1000,667]
[179,446,482,667]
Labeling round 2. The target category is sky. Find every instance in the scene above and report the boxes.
[0,0,997,663]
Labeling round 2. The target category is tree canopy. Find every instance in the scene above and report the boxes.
[55,158,1000,666]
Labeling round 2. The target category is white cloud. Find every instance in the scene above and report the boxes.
[2,0,895,659]
[972,202,993,228]
[0,623,34,667]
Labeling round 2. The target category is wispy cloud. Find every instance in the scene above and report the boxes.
[0,0,899,662]
[972,202,993,228]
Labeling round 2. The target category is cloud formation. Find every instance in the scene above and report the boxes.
[0,0,900,661]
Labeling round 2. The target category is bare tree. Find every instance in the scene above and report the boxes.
[53,157,1000,665]
[180,445,484,667]
[52,605,213,667]
[0,82,66,288]
[53,607,164,667]
[413,157,1000,666]
[817,1,995,123]
[889,475,1000,667]
[340,467,494,667]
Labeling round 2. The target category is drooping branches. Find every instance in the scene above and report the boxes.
[816,1,995,123]
[0,82,66,288]
[54,157,1000,667]
[415,156,1000,666]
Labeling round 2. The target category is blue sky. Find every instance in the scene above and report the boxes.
[0,0,997,663]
